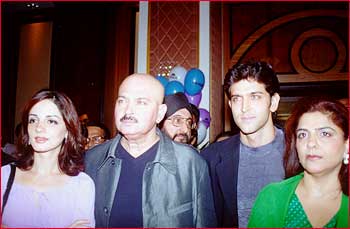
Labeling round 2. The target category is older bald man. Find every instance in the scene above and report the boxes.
[84,74,216,228]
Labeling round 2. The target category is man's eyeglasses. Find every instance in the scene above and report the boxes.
[86,136,105,144]
[167,116,194,129]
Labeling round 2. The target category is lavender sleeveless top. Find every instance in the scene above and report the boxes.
[1,165,95,227]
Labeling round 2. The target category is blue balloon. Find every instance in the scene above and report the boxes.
[184,68,205,95]
[156,75,169,88]
[165,81,185,95]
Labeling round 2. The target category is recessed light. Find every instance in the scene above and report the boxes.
[26,3,40,9]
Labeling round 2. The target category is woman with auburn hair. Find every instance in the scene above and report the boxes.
[1,90,95,227]
[248,96,349,228]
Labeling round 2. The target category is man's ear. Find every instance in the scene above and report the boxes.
[270,93,280,112]
[156,104,167,124]
[228,99,232,109]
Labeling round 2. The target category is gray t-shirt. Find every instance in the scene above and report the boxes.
[237,127,285,227]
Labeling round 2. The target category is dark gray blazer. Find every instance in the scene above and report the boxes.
[200,134,241,227]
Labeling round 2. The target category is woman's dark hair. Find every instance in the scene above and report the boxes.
[223,61,280,98]
[15,90,85,176]
[283,96,349,194]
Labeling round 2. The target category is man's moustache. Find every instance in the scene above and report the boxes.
[173,133,189,142]
[120,115,138,122]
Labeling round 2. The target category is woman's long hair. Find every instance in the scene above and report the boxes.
[15,90,85,176]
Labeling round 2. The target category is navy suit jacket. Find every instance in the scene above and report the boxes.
[200,134,240,227]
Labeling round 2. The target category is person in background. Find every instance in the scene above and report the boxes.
[1,90,95,228]
[79,113,89,126]
[85,121,111,150]
[201,61,285,227]
[248,97,349,228]
[189,103,199,146]
[2,123,22,165]
[159,92,199,147]
[79,113,89,146]
[84,73,216,227]
[338,98,349,111]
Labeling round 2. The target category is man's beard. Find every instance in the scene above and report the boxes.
[173,133,189,144]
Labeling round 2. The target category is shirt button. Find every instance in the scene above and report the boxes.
[103,207,109,214]
[111,160,115,165]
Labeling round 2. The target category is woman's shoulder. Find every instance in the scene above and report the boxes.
[260,173,303,195]
[1,164,12,185]
[1,164,11,173]
[73,172,95,187]
[67,172,95,200]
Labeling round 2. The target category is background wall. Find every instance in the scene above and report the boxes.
[209,3,225,141]
[15,22,52,128]
[1,2,138,144]
[223,2,349,131]
[1,2,348,147]
[149,2,199,75]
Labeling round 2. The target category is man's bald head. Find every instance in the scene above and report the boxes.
[119,74,165,105]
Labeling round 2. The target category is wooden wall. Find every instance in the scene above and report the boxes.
[149,2,199,75]
[222,2,349,131]
[209,3,225,141]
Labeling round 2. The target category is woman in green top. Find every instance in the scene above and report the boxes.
[248,97,349,228]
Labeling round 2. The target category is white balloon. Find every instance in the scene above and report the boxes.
[197,121,207,145]
[168,65,187,85]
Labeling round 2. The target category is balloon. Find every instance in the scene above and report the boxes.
[165,81,185,95]
[199,108,211,128]
[169,65,187,85]
[185,92,202,107]
[156,75,169,88]
[197,121,207,145]
[184,68,205,95]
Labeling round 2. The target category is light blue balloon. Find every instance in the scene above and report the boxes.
[184,68,205,95]
[197,121,207,145]
[156,75,169,88]
[165,81,185,95]
[169,65,187,85]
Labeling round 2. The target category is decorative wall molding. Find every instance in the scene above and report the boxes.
[230,9,347,82]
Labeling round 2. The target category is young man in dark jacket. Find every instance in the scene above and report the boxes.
[201,61,285,227]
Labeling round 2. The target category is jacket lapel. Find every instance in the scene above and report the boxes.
[95,135,122,226]
[153,128,177,174]
[216,135,240,221]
